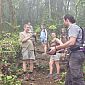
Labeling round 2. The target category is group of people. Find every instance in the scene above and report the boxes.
[19,14,85,85]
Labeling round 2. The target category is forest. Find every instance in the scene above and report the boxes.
[0,0,85,85]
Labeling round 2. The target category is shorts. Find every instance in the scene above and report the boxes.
[22,48,35,60]
[40,38,47,44]
[50,53,61,61]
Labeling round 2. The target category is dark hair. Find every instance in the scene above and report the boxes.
[64,14,76,23]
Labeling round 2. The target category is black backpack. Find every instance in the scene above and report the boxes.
[80,27,85,54]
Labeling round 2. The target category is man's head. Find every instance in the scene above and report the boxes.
[63,14,76,27]
[24,24,30,33]
[51,32,56,38]
[28,22,31,26]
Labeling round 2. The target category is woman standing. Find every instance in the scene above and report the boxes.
[40,24,47,54]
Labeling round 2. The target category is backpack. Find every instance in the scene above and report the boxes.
[80,27,85,54]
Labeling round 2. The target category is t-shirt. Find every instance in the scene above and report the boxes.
[40,29,47,40]
[68,24,82,46]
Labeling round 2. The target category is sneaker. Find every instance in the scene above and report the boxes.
[46,74,52,79]
[54,74,61,81]
[53,73,57,77]
[28,71,35,81]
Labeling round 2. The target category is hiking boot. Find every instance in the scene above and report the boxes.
[23,73,30,81]
[53,73,57,77]
[29,77,35,81]
[28,71,35,81]
[54,74,61,81]
[28,71,33,74]
[46,74,53,80]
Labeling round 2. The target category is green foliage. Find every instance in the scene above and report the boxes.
[1,75,21,85]
[3,21,21,32]
[0,32,19,52]
[49,25,57,30]
[0,32,22,85]
[83,63,85,73]
[35,25,41,33]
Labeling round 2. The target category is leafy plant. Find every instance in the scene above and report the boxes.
[49,25,57,30]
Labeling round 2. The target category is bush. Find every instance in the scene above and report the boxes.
[49,25,57,30]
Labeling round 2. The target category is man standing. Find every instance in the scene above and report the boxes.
[28,22,33,33]
[19,24,35,75]
[50,14,85,85]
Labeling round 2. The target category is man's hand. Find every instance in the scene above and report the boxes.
[47,47,56,55]
[50,47,56,52]
[22,36,31,43]
[26,36,31,40]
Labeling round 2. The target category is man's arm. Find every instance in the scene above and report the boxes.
[49,36,76,52]
[21,36,31,43]
[19,33,31,43]
[56,38,63,45]
[56,37,76,50]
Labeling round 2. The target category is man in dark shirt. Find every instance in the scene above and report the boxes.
[50,14,85,85]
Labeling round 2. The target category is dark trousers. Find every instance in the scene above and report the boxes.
[65,51,85,85]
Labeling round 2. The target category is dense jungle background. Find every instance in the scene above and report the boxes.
[0,0,85,85]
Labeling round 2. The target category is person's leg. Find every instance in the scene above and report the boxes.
[29,50,35,72]
[26,59,30,70]
[47,60,54,79]
[55,61,60,75]
[65,52,85,85]
[65,67,72,85]
[22,48,28,72]
[41,39,47,54]
[26,51,35,80]
[49,60,54,74]
[29,59,34,72]
[53,53,61,80]
[28,59,35,80]
[44,44,47,54]
[53,60,61,80]
[23,60,27,72]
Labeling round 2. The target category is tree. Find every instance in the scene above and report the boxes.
[0,0,3,32]
[7,0,17,31]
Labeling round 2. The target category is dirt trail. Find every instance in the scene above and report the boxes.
[21,44,66,85]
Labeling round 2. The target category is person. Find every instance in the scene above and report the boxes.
[49,14,85,85]
[28,22,33,33]
[28,22,35,44]
[40,24,47,54]
[47,32,63,80]
[28,22,36,56]
[19,24,35,79]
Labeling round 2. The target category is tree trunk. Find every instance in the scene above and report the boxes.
[66,0,70,13]
[0,0,3,32]
[49,0,51,19]
[7,0,17,31]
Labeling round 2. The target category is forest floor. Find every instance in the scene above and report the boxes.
[20,43,66,85]
[0,42,66,85]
